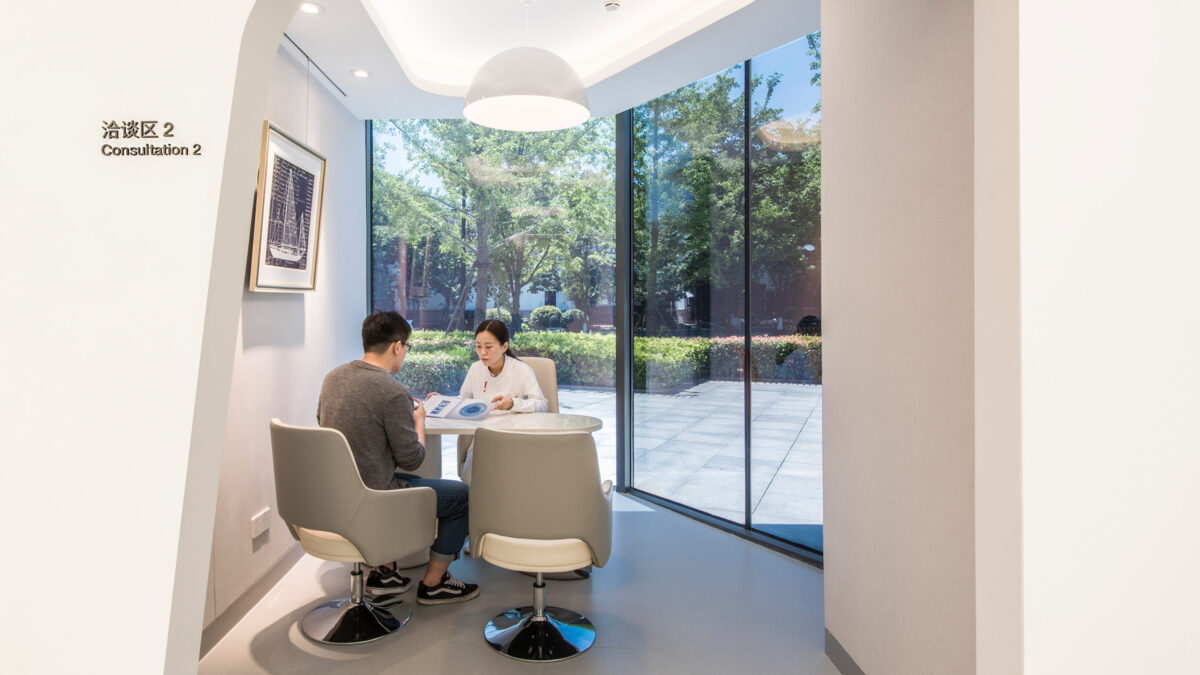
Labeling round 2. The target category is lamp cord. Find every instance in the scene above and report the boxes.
[305,57,310,144]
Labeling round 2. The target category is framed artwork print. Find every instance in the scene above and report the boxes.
[249,121,327,291]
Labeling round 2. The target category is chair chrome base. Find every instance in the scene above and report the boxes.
[484,606,596,662]
[301,598,412,645]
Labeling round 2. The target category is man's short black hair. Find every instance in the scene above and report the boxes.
[362,311,411,353]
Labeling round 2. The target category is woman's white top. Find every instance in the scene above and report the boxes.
[458,354,548,484]
[460,355,548,414]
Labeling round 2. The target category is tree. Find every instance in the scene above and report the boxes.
[373,117,614,332]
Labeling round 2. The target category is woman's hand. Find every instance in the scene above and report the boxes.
[491,394,514,411]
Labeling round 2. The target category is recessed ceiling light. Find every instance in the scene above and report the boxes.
[352,70,370,79]
[299,2,324,14]
[604,1,621,11]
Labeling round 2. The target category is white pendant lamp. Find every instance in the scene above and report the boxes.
[462,2,590,132]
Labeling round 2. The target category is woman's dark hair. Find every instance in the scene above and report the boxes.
[362,311,411,353]
[474,319,520,360]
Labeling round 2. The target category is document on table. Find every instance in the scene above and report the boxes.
[423,395,496,420]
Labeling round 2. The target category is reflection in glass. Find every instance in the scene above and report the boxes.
[748,34,823,552]
[628,34,823,553]
[631,67,747,523]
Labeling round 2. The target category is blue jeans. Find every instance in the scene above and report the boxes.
[394,473,468,563]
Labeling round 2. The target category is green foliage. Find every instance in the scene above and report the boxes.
[394,352,471,399]
[776,341,822,383]
[630,36,822,336]
[401,329,821,393]
[484,307,512,325]
[562,308,587,331]
[372,117,615,331]
[511,332,616,387]
[529,305,564,330]
[708,335,822,382]
[407,329,474,361]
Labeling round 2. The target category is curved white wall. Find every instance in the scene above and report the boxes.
[0,1,295,672]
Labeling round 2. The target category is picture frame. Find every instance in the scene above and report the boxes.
[249,121,327,292]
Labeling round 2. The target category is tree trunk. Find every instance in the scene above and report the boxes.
[418,234,432,327]
[474,213,490,325]
[395,235,408,315]
[509,277,522,332]
[645,106,663,335]
[447,269,475,332]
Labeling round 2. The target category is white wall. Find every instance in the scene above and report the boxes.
[0,1,296,672]
[1017,2,1200,672]
[205,40,366,628]
[973,0,1022,672]
[822,1,976,673]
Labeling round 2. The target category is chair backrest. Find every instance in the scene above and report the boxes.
[270,418,369,539]
[468,427,611,567]
[522,356,558,413]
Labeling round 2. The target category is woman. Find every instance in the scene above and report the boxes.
[431,319,547,483]
[460,319,548,416]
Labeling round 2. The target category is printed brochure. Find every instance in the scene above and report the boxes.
[423,395,496,420]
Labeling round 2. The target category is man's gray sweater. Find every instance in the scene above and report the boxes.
[317,360,426,490]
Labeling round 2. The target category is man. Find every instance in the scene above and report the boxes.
[316,311,479,605]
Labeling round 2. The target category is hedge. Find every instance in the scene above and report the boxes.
[395,329,821,396]
[395,352,471,398]
[528,305,563,330]
[562,309,586,331]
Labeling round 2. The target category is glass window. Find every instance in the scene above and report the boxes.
[748,33,823,552]
[370,119,617,483]
[631,65,748,523]
[628,33,823,553]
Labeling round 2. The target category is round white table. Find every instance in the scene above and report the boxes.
[427,411,603,435]
[409,412,604,480]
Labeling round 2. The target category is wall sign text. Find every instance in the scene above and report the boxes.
[100,119,202,157]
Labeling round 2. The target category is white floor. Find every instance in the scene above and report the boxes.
[200,494,835,674]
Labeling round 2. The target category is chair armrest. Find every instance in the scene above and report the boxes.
[346,485,437,567]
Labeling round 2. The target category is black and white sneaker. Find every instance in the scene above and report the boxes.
[364,592,406,609]
[417,572,480,605]
[366,566,412,595]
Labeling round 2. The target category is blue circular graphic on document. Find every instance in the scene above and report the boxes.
[459,402,488,417]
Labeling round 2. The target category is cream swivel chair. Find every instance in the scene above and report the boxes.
[468,427,613,662]
[456,355,559,477]
[523,355,559,414]
[270,419,437,645]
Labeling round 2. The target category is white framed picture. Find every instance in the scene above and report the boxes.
[249,121,327,291]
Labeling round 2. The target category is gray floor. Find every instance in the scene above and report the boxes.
[485,382,823,539]
[200,494,835,674]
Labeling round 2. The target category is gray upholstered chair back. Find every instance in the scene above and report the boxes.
[468,427,611,567]
[270,418,436,567]
[522,356,558,413]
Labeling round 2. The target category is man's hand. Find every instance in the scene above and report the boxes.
[491,394,514,411]
[425,392,440,399]
[412,398,427,427]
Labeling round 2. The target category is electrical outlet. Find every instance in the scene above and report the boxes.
[250,506,271,539]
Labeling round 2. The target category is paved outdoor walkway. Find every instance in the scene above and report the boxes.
[439,381,823,549]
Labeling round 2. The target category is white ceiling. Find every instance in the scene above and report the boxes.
[284,0,819,120]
